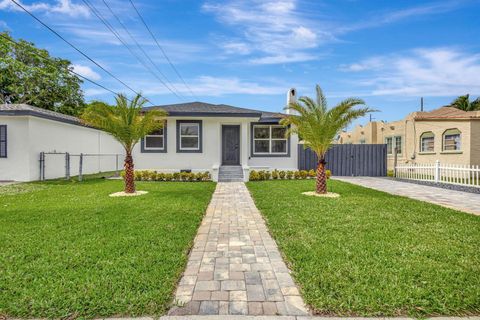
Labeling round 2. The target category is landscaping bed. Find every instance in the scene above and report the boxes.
[247,179,480,317]
[0,179,216,318]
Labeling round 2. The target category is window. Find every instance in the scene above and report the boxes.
[144,128,165,150]
[252,124,288,155]
[176,120,202,153]
[0,125,6,158]
[141,122,167,153]
[385,136,402,155]
[420,132,435,153]
[443,128,461,151]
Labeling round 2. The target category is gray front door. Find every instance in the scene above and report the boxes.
[222,125,240,165]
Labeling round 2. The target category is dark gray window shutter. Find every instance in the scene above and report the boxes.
[0,125,6,158]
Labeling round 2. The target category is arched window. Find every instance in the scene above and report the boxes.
[442,128,461,151]
[420,131,435,152]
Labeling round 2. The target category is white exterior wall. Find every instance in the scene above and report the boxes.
[132,116,299,181]
[1,115,300,182]
[0,115,122,181]
[0,117,30,181]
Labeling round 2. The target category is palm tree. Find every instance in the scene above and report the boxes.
[81,94,167,193]
[450,94,480,111]
[281,85,373,194]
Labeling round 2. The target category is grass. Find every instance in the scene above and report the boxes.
[247,179,480,317]
[0,179,216,318]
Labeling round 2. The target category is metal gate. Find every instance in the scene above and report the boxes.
[298,144,387,176]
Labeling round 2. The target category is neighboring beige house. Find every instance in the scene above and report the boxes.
[337,107,480,170]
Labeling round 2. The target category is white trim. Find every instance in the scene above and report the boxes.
[179,122,200,151]
[144,129,165,151]
[252,124,288,155]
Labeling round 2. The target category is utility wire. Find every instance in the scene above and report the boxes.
[128,0,198,99]
[9,0,154,105]
[81,0,181,101]
[0,33,132,102]
[100,0,184,100]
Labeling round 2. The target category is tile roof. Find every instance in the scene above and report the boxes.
[0,104,82,125]
[414,106,480,120]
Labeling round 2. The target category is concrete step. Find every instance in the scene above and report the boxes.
[219,165,244,182]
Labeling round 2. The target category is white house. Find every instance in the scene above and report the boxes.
[0,90,300,182]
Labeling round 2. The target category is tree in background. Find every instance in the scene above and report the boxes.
[0,32,85,116]
[281,85,373,194]
[449,94,480,111]
[81,94,167,194]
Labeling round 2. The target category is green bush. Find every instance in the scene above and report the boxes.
[286,171,293,179]
[132,170,211,182]
[326,169,332,179]
[271,169,279,180]
[279,170,286,179]
[156,172,165,181]
[264,171,271,180]
[258,170,266,180]
[387,170,394,177]
[249,170,259,181]
[293,171,301,179]
[134,171,142,180]
[164,173,173,181]
[308,169,315,178]
[203,171,211,181]
[299,170,308,179]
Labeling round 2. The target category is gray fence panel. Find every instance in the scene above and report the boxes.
[298,144,387,176]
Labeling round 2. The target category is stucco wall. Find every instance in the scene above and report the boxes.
[132,116,299,173]
[0,115,123,181]
[0,116,30,181]
[469,121,480,166]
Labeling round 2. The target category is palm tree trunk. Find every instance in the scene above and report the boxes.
[124,150,135,193]
[316,157,327,194]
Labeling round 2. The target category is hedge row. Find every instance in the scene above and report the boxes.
[121,170,212,182]
[249,169,331,181]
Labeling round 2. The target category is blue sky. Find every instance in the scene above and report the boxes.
[1,0,480,125]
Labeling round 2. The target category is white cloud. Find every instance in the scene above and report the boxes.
[72,64,101,81]
[203,0,325,64]
[340,48,480,97]
[0,0,89,18]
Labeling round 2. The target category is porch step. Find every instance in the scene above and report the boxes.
[218,166,244,182]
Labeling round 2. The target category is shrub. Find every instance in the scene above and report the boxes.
[286,171,293,179]
[173,172,180,181]
[164,173,173,181]
[258,170,266,181]
[203,171,211,181]
[279,170,286,179]
[299,170,308,179]
[249,170,259,181]
[120,170,126,178]
[271,169,279,180]
[264,171,271,180]
[308,169,315,178]
[134,171,142,181]
[326,169,332,179]
[387,170,394,177]
[156,172,165,181]
[294,171,301,179]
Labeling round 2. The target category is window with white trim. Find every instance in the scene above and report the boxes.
[0,125,6,158]
[144,128,165,150]
[420,131,434,152]
[443,128,461,151]
[253,125,287,155]
[179,122,200,150]
[385,136,402,155]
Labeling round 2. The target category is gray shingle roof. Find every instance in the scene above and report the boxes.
[0,104,82,125]
[143,102,285,120]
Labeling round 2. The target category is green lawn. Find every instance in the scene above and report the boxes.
[247,179,480,317]
[0,179,216,318]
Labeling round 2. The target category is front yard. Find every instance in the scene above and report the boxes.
[0,179,216,318]
[247,179,480,317]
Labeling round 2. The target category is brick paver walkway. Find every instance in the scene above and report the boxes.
[334,177,480,215]
[169,182,309,316]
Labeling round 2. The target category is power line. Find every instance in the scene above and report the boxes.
[128,0,198,99]
[99,0,184,100]
[0,33,132,102]
[9,0,153,105]
[80,0,182,101]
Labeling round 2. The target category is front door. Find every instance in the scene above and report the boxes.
[222,125,240,165]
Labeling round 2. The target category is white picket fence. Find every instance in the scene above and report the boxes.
[395,160,480,188]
